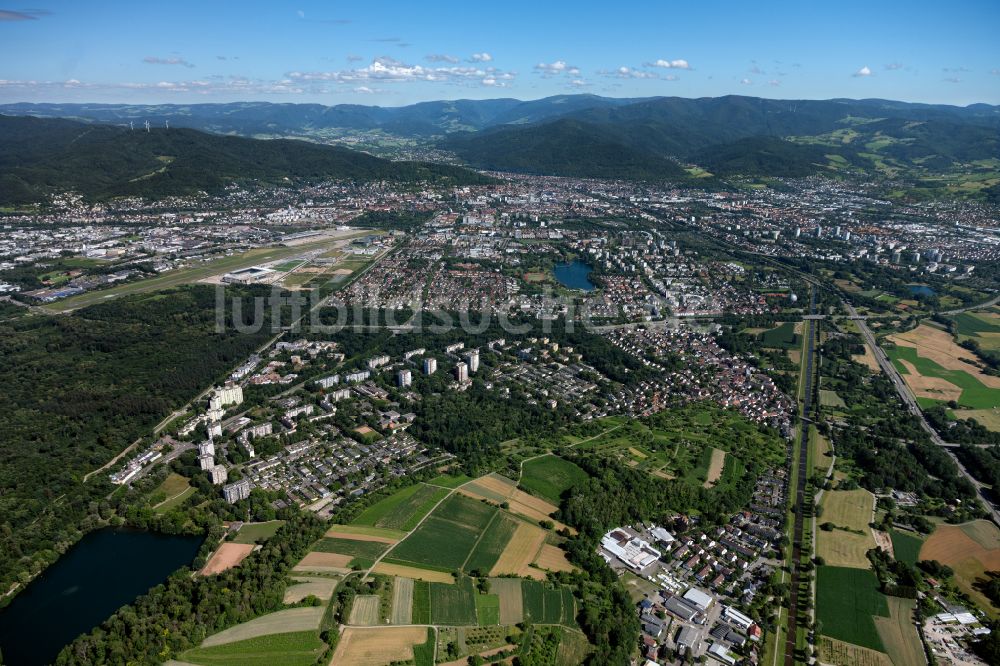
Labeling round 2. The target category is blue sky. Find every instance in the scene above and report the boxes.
[1,0,998,106]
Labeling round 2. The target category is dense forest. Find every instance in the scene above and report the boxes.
[0,115,491,205]
[0,286,273,603]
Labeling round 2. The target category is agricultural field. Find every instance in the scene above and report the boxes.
[819,389,847,408]
[759,321,800,349]
[324,524,406,542]
[816,566,889,652]
[887,324,1000,409]
[951,310,1000,351]
[283,576,337,604]
[460,473,571,532]
[873,597,924,666]
[348,595,382,626]
[233,520,285,544]
[386,493,497,571]
[312,536,389,569]
[426,473,474,488]
[920,520,1000,616]
[490,522,549,579]
[817,489,877,569]
[518,455,589,504]
[199,607,325,648]
[475,593,501,625]
[464,513,519,574]
[351,483,450,531]
[888,530,924,567]
[817,636,892,666]
[490,577,525,625]
[151,473,194,513]
[391,577,414,624]
[702,448,726,488]
[179,630,326,666]
[331,627,431,666]
[372,561,455,584]
[428,577,479,626]
[412,579,432,624]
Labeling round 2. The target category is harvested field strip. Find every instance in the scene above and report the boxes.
[331,627,429,666]
[391,577,414,625]
[534,544,575,574]
[283,577,336,603]
[348,595,381,626]
[372,561,456,584]
[490,577,525,625]
[201,607,324,647]
[702,448,726,488]
[490,522,547,577]
[294,551,352,571]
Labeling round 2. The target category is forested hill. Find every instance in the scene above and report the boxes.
[0,115,490,205]
[442,118,688,180]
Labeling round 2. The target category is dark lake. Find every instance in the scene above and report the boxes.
[553,260,596,291]
[0,527,202,666]
[907,284,936,297]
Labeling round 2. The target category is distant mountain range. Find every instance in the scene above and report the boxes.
[0,115,489,205]
[2,94,999,193]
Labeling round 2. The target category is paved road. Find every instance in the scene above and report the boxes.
[784,288,818,666]
[846,301,1000,527]
[939,293,1000,316]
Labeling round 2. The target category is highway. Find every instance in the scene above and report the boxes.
[845,301,1000,526]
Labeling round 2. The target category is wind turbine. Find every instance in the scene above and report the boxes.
[144,120,150,133]
[165,120,170,129]
[129,121,134,131]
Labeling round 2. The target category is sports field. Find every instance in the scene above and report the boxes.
[816,566,889,652]
[233,520,285,544]
[817,489,877,568]
[518,455,589,504]
[201,543,255,575]
[179,630,325,666]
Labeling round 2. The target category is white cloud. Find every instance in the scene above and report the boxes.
[768,79,780,87]
[425,54,459,63]
[944,76,961,83]
[534,60,580,76]
[286,56,514,87]
[740,78,752,85]
[884,62,903,71]
[470,52,492,62]
[853,65,872,77]
[992,68,1000,76]
[143,56,195,68]
[569,79,590,88]
[646,58,691,70]
[602,66,659,80]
